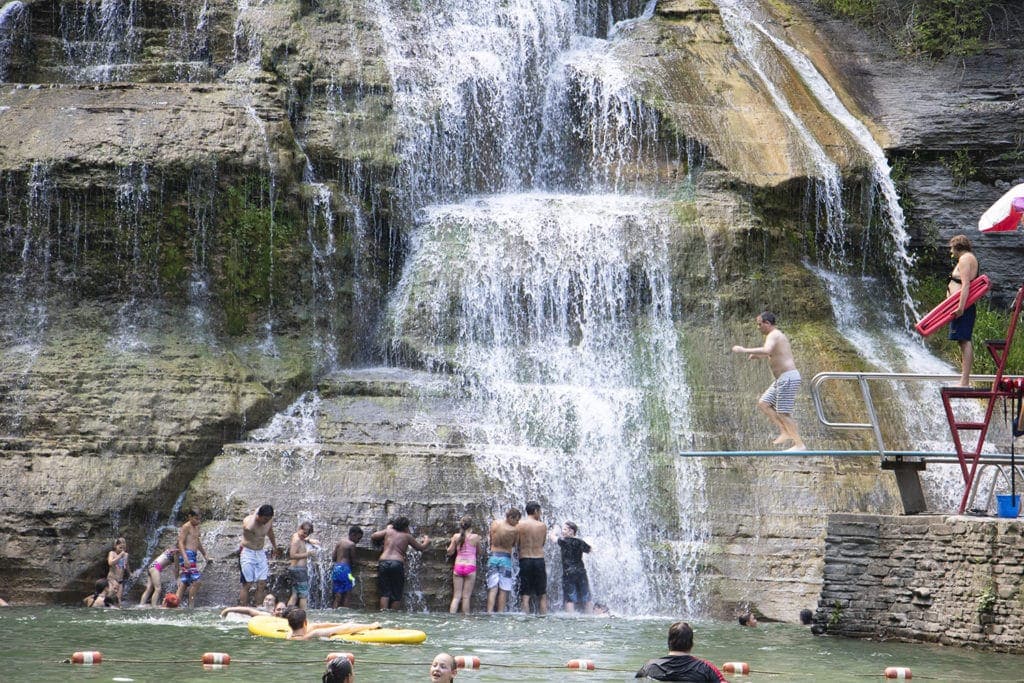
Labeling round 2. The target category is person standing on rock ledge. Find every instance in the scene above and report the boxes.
[486,507,520,613]
[239,504,279,607]
[517,501,549,614]
[177,508,210,607]
[731,311,805,451]
[370,516,430,610]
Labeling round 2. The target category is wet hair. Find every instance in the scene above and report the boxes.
[525,501,541,515]
[349,525,363,539]
[758,311,776,326]
[287,607,306,631]
[187,508,200,518]
[392,516,410,532]
[323,656,353,683]
[91,578,109,599]
[800,608,813,625]
[257,504,274,518]
[505,507,522,522]
[738,612,754,626]
[456,516,472,552]
[114,537,126,548]
[564,521,578,535]
[300,521,314,534]
[667,621,694,652]
[949,234,972,253]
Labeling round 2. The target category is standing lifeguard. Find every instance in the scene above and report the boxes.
[732,311,805,451]
[947,234,979,387]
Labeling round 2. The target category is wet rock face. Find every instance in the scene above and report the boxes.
[0,0,1016,616]
[186,369,506,610]
[0,304,313,603]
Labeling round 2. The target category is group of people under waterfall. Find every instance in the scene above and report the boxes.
[85,499,597,616]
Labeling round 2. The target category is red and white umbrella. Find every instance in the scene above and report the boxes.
[979,182,1024,233]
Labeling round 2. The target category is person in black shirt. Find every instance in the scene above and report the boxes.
[550,521,593,614]
[635,621,727,682]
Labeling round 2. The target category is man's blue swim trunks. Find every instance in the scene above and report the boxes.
[331,562,355,594]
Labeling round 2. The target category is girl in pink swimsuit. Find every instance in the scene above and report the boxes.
[139,548,177,607]
[446,516,480,614]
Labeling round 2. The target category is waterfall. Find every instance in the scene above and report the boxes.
[750,20,917,323]
[60,0,141,83]
[716,0,847,267]
[110,163,152,352]
[389,194,705,614]
[369,0,704,613]
[0,1,26,82]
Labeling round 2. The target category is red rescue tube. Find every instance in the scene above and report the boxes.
[454,655,481,669]
[914,274,990,336]
[326,652,355,664]
[566,659,595,670]
[722,661,750,674]
[884,666,912,679]
[71,651,103,665]
[201,652,231,665]
[979,183,1024,233]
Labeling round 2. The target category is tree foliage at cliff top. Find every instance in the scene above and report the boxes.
[813,0,1014,58]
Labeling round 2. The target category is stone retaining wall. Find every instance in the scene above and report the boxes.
[818,513,1024,652]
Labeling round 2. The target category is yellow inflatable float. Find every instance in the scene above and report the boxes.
[247,615,426,644]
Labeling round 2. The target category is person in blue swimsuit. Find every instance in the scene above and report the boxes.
[332,525,363,608]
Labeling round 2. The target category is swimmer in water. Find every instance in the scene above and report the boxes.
[430,653,458,682]
[285,608,380,641]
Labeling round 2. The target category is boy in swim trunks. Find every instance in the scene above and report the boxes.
[287,520,320,609]
[176,508,209,607]
[517,501,549,614]
[332,525,363,608]
[284,607,379,640]
[486,507,520,613]
[732,311,805,451]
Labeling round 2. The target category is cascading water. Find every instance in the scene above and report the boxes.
[0,1,26,81]
[372,0,705,613]
[716,0,847,267]
[389,194,705,614]
[60,0,141,83]
[111,163,152,352]
[748,17,917,322]
[720,0,963,506]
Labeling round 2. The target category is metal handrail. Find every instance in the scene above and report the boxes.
[809,371,999,455]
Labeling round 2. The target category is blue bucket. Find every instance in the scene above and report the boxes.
[997,494,1020,518]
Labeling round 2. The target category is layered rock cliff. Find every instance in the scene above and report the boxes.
[0,0,1018,618]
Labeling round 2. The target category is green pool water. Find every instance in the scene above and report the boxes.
[2,607,1022,682]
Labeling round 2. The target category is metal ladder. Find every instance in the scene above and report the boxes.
[940,282,1024,513]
